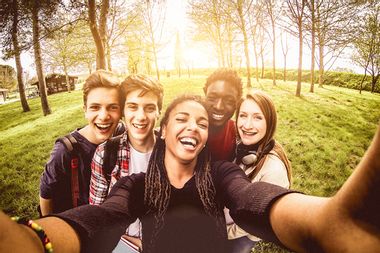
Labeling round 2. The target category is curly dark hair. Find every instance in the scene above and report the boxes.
[204,68,243,99]
[144,95,226,252]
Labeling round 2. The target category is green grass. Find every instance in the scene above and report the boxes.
[1,76,379,253]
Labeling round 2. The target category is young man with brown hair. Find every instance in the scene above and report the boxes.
[39,70,124,216]
[89,74,163,251]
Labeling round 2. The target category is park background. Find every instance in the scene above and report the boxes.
[1,1,380,252]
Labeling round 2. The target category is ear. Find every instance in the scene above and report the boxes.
[203,86,207,95]
[161,125,166,139]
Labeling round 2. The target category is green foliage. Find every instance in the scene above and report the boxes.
[0,64,17,90]
[203,67,380,93]
[1,77,379,253]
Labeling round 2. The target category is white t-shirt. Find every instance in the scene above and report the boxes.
[126,144,152,237]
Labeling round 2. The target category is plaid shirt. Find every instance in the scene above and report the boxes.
[89,132,131,205]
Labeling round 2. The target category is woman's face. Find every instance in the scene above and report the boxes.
[162,100,209,164]
[237,99,267,145]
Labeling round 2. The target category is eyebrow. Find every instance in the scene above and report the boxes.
[239,111,263,115]
[126,102,156,106]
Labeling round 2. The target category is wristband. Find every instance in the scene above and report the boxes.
[11,216,53,253]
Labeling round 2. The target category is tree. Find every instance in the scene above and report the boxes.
[0,65,17,90]
[229,0,252,88]
[88,0,109,70]
[313,0,358,88]
[0,0,30,112]
[104,0,138,71]
[43,20,95,91]
[352,2,380,93]
[29,0,58,116]
[280,30,290,82]
[142,0,167,80]
[286,0,306,97]
[174,31,182,77]
[247,2,266,83]
[263,0,281,86]
[188,0,236,68]
[305,0,317,92]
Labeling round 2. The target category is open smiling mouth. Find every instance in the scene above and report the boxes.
[179,137,198,148]
[211,113,224,120]
[95,123,112,131]
[242,130,257,136]
[132,123,147,129]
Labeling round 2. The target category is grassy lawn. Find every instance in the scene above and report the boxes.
[0,76,379,253]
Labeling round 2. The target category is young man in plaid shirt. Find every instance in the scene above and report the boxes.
[89,74,163,250]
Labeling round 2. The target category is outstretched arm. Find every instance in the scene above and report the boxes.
[270,124,380,252]
[0,211,80,253]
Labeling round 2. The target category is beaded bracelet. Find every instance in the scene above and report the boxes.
[11,216,54,253]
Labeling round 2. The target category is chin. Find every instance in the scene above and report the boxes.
[210,121,226,129]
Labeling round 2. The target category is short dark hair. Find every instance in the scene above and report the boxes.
[204,68,243,99]
[121,74,164,112]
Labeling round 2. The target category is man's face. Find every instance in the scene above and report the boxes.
[204,80,239,131]
[124,89,160,148]
[84,87,121,144]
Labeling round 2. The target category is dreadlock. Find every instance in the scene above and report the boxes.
[144,95,226,252]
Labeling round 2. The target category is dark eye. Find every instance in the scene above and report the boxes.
[127,104,137,110]
[110,105,120,111]
[145,105,157,113]
[89,105,100,110]
[224,97,236,105]
[176,117,186,122]
[206,95,217,102]
[198,123,208,129]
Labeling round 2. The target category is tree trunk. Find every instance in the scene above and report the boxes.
[261,50,265,79]
[88,0,106,70]
[32,1,51,116]
[99,0,109,70]
[372,74,379,93]
[238,2,251,88]
[359,70,366,94]
[227,21,233,68]
[296,20,303,97]
[271,21,276,86]
[106,41,112,71]
[63,62,71,93]
[12,1,30,112]
[283,55,287,82]
[318,39,324,88]
[310,0,315,93]
[253,40,259,82]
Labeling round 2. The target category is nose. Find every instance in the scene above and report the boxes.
[186,119,198,131]
[98,107,110,120]
[214,98,224,110]
[135,107,147,121]
[243,116,254,129]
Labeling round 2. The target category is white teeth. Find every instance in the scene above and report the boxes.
[132,123,146,129]
[95,123,111,129]
[212,113,224,120]
[242,130,256,136]
[180,137,197,147]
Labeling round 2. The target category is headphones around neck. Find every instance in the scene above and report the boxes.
[241,151,258,166]
[236,139,275,166]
